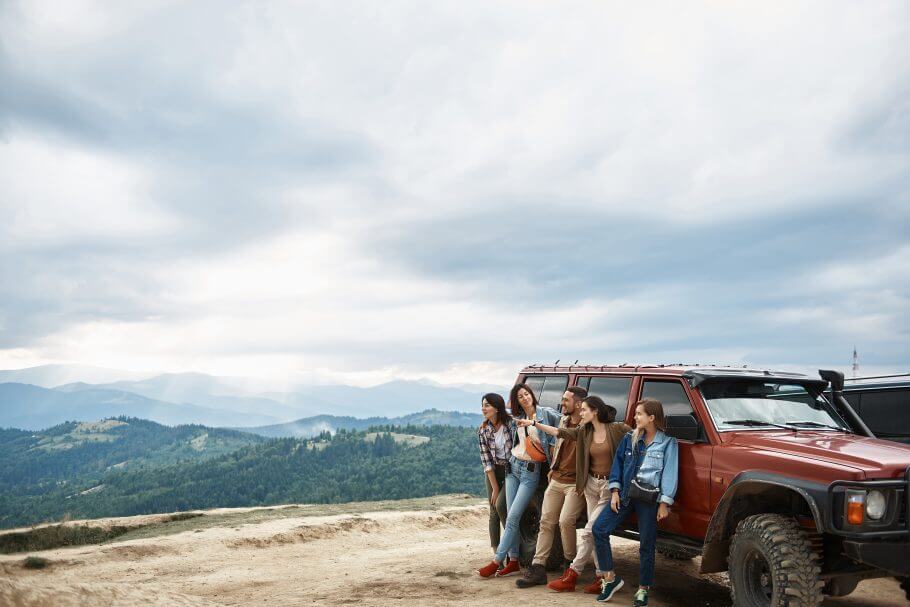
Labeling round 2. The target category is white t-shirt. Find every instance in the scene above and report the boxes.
[511,423,541,462]
[492,424,509,461]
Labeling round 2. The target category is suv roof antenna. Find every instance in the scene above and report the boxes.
[554,359,560,366]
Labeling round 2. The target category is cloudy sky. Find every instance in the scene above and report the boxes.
[1,1,907,387]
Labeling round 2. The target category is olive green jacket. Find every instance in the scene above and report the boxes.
[557,422,632,496]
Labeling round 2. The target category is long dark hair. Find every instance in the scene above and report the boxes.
[582,395,616,423]
[509,383,538,418]
[480,392,511,429]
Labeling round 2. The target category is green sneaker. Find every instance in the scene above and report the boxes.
[595,576,624,602]
[633,588,649,606]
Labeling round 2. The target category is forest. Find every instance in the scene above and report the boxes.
[0,420,483,528]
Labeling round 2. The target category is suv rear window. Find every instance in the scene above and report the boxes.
[522,375,568,410]
[577,376,632,421]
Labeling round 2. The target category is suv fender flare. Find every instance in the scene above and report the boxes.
[700,471,829,574]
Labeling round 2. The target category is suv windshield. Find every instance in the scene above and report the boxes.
[701,381,851,432]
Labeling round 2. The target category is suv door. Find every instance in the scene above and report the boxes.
[638,378,713,540]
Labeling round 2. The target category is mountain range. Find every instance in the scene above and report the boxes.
[0,365,494,430]
[0,383,284,430]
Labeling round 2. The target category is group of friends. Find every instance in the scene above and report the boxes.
[477,383,679,607]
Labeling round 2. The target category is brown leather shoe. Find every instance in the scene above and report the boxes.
[515,563,546,587]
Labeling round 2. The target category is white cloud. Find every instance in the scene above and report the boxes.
[0,132,179,247]
[1,1,908,385]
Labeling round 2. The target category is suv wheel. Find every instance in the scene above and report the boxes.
[729,514,822,607]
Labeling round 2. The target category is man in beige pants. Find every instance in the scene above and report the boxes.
[515,386,588,588]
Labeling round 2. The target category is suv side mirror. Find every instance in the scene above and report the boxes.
[665,414,703,442]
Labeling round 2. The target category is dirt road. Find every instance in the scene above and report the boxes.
[0,495,905,606]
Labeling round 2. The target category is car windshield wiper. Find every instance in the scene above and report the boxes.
[724,419,797,431]
[784,420,850,432]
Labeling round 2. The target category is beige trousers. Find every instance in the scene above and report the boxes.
[531,479,586,566]
[570,475,611,574]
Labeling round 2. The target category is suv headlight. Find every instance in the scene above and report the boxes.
[866,490,887,520]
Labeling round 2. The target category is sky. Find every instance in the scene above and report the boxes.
[0,1,908,388]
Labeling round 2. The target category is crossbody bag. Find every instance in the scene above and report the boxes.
[627,439,660,504]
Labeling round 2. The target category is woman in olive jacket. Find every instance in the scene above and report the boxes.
[518,395,631,593]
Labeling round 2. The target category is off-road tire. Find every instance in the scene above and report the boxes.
[728,513,822,607]
[656,542,700,561]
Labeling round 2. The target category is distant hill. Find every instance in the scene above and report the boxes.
[240,409,484,438]
[0,383,283,429]
[51,376,484,420]
[56,376,305,423]
[0,417,266,527]
[0,424,481,528]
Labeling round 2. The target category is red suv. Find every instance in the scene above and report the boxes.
[517,364,910,607]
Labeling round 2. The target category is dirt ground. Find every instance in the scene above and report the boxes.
[0,495,906,607]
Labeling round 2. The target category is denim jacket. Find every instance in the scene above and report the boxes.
[511,406,563,467]
[608,430,679,506]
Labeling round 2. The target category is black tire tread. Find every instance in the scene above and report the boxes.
[729,513,823,607]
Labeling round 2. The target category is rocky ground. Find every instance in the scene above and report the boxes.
[0,494,906,606]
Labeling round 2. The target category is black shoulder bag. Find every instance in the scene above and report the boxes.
[627,439,660,504]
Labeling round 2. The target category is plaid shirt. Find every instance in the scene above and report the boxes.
[478,419,513,472]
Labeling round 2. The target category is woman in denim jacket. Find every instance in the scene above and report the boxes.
[478,383,562,578]
[593,398,679,607]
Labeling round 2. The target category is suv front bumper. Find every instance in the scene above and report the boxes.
[843,540,910,576]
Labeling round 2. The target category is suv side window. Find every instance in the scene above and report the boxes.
[523,375,568,410]
[641,380,695,416]
[577,376,632,421]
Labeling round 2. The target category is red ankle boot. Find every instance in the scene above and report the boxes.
[547,567,578,592]
[584,575,604,594]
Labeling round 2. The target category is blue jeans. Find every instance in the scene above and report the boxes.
[494,456,540,563]
[592,498,658,586]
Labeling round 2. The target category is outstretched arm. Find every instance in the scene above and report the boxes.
[515,418,559,437]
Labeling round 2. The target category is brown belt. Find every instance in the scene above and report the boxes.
[591,472,610,480]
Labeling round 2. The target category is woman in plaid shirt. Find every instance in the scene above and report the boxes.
[478,392,512,556]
